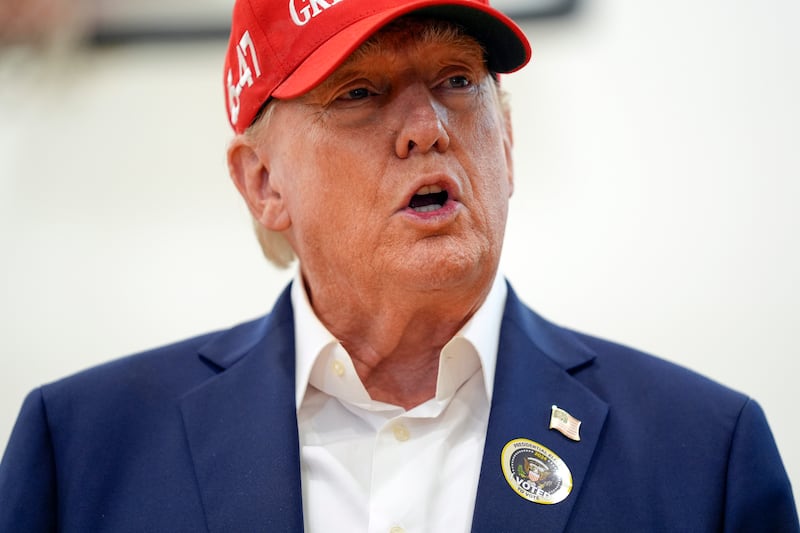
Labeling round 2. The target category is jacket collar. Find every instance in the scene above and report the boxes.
[180,285,304,532]
[180,282,607,532]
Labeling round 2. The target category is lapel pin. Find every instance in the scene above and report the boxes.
[501,438,573,504]
[549,405,581,442]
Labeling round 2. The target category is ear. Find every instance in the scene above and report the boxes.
[227,135,291,231]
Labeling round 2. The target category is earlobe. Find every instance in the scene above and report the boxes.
[227,136,291,231]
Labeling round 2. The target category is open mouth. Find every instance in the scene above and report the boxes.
[408,185,449,213]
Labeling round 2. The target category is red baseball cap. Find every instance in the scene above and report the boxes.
[223,0,532,133]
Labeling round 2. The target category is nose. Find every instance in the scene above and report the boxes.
[394,85,450,158]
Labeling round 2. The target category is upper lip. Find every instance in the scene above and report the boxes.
[399,173,461,212]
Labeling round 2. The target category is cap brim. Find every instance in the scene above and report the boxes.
[272,0,531,100]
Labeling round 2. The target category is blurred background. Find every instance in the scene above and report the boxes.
[1,0,798,509]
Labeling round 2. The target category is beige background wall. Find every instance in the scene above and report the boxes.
[2,0,798,507]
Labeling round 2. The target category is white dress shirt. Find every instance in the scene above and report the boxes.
[292,273,507,533]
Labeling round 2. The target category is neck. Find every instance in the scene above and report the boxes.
[302,270,495,410]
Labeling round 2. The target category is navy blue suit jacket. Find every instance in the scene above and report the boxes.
[1,284,797,532]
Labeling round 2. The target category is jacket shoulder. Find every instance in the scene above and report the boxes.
[570,328,749,409]
[505,286,749,411]
[39,313,274,425]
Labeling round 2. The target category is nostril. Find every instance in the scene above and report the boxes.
[407,140,416,151]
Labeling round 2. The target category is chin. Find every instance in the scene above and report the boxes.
[395,239,496,291]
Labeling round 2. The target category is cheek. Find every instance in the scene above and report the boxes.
[468,118,513,200]
[284,140,384,240]
[458,115,512,245]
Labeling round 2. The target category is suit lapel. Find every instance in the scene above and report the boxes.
[180,287,304,533]
[472,287,609,533]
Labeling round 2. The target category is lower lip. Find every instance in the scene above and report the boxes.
[400,199,461,226]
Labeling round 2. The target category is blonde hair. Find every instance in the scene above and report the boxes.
[244,17,508,269]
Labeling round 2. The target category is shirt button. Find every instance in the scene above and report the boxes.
[390,528,405,533]
[332,360,345,377]
[392,423,410,442]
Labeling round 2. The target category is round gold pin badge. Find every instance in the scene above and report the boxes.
[501,438,573,504]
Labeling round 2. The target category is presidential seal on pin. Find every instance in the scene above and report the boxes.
[501,438,573,504]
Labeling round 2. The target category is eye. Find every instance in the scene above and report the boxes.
[338,87,373,101]
[445,75,471,89]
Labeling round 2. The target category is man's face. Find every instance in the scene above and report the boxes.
[253,21,514,296]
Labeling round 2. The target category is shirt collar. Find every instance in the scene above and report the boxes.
[291,271,507,411]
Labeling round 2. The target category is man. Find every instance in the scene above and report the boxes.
[0,0,797,531]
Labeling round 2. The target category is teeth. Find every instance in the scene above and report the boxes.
[416,185,443,195]
[413,204,442,213]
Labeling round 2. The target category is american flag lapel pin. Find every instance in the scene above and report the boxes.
[550,405,581,442]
